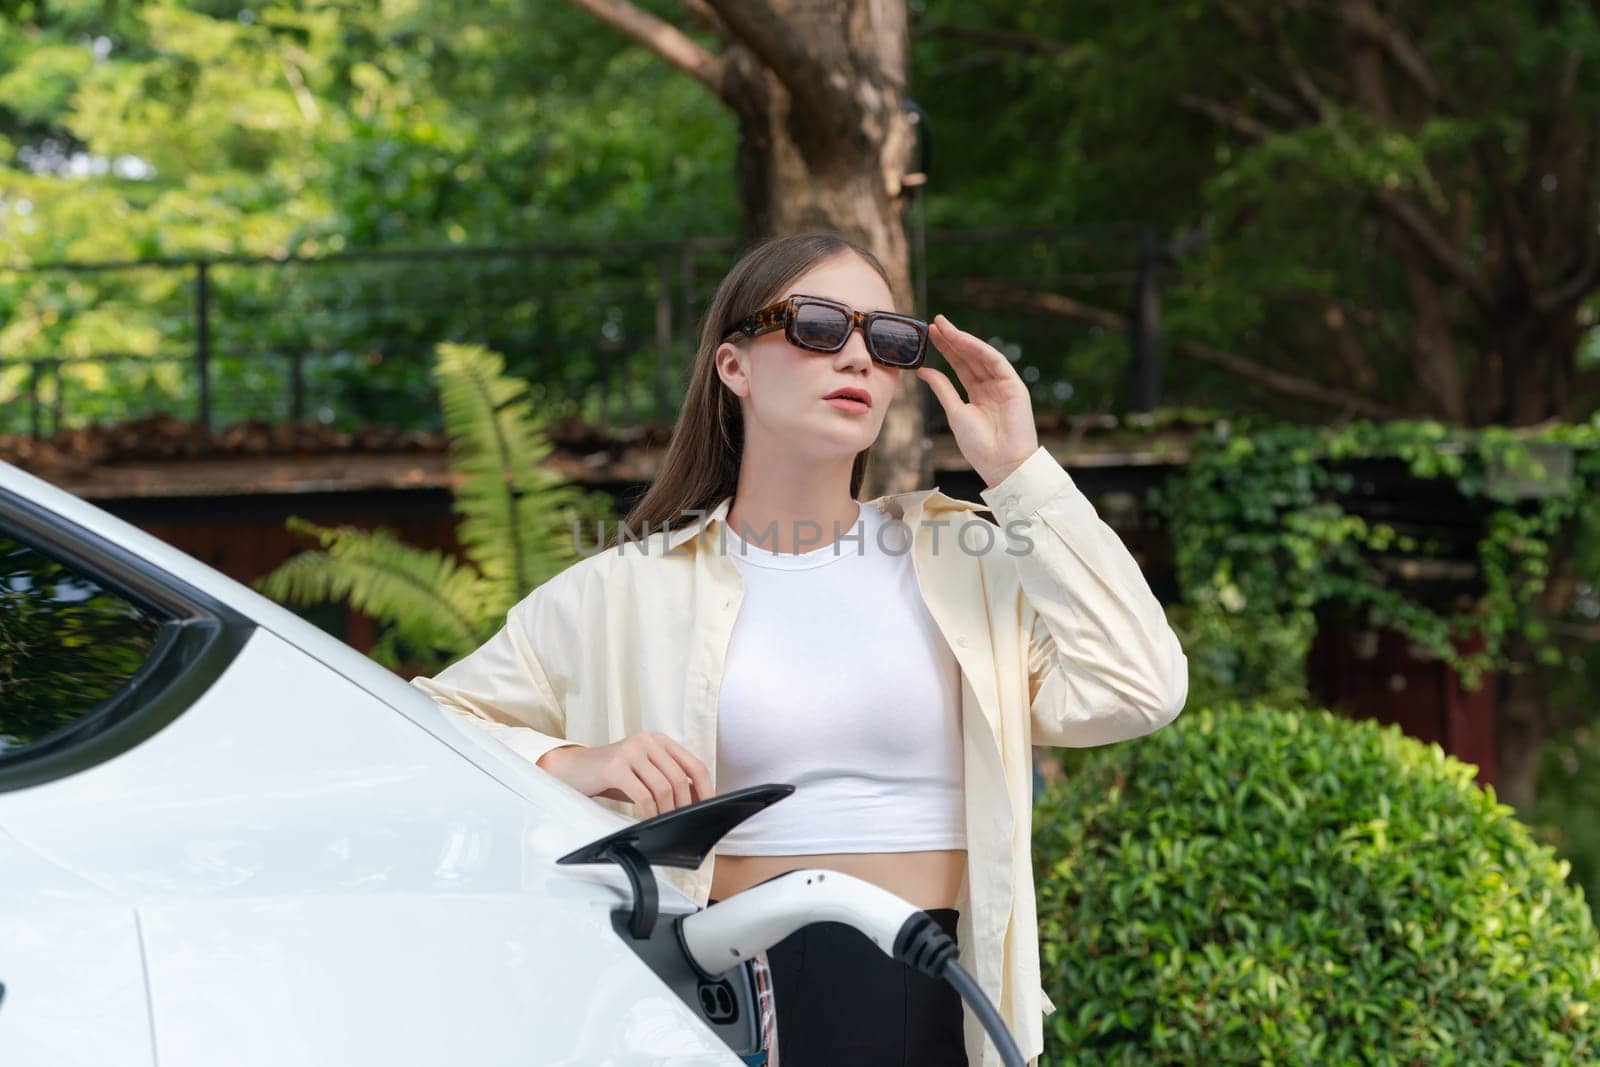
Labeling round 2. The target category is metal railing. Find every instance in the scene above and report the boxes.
[0,225,1174,440]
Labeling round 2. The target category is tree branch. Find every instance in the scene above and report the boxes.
[949,279,1125,330]
[1175,337,1402,418]
[943,279,1402,418]
[564,0,726,97]
[1243,75,1305,124]
[1334,0,1448,108]
[703,0,853,119]
[1373,187,1495,308]
[1231,2,1341,128]
[1271,31,1336,123]
[1535,254,1600,315]
[1312,295,1382,392]
[680,0,725,36]
[1176,92,1275,141]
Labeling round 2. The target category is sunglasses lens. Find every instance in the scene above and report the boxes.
[792,303,851,349]
[868,319,925,366]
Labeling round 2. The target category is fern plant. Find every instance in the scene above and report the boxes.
[254,342,614,674]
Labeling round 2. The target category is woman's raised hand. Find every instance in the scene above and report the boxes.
[537,732,713,818]
[915,313,1040,489]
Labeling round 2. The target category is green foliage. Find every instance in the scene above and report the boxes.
[1034,703,1600,1064]
[1151,416,1600,708]
[432,340,600,610]
[252,342,613,673]
[0,0,736,430]
[9,2,1600,428]
[0,0,734,260]
[913,0,1600,421]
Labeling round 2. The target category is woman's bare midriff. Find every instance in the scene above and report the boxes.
[710,849,967,910]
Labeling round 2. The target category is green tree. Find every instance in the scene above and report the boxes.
[0,0,737,431]
[911,0,1600,425]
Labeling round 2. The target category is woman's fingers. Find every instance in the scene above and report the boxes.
[930,314,1004,385]
[660,735,714,803]
[582,732,714,816]
[612,766,659,817]
[927,316,978,391]
[915,366,966,415]
[631,753,678,818]
[645,745,696,810]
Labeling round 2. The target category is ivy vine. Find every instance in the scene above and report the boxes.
[1148,415,1600,709]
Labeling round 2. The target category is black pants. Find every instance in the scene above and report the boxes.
[711,898,969,1066]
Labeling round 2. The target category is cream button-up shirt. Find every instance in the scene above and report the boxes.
[409,444,1189,1067]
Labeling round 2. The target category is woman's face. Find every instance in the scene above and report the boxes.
[715,251,902,460]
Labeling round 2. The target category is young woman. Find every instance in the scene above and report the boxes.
[410,231,1189,1067]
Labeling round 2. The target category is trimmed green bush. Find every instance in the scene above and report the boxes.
[1034,703,1600,1065]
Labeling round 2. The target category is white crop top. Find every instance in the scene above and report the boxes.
[713,500,967,855]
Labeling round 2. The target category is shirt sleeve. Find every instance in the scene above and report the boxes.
[408,590,583,769]
[978,445,1189,747]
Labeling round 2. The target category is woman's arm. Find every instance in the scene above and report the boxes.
[409,593,581,770]
[978,445,1189,747]
[409,584,714,814]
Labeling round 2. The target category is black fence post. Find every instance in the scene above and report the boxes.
[28,362,41,440]
[1128,229,1162,413]
[195,260,212,432]
[51,360,63,434]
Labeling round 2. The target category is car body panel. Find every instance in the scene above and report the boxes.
[0,826,155,1067]
[137,895,735,1066]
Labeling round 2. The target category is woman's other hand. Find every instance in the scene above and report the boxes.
[537,733,714,817]
[915,313,1040,488]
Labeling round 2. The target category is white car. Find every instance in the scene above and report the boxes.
[0,460,777,1066]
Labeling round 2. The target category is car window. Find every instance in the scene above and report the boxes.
[0,532,166,754]
[0,490,253,793]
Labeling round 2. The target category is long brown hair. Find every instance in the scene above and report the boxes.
[613,232,895,546]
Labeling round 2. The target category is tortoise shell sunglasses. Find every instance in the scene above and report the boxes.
[720,293,930,369]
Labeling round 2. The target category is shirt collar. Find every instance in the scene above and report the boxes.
[662,486,989,553]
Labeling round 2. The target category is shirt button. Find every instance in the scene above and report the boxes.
[1003,494,1020,510]
[957,636,970,648]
